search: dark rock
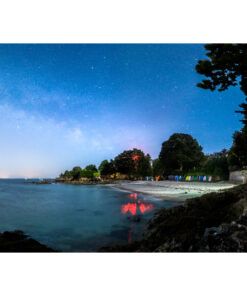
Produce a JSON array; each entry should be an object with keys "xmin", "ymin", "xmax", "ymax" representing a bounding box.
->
[
  {"xmin": 0, "ymin": 230, "xmax": 56, "ymax": 252},
  {"xmin": 25, "ymin": 179, "xmax": 52, "ymax": 185}
]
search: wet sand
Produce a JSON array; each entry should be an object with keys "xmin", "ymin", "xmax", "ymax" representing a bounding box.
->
[{"xmin": 111, "ymin": 180, "xmax": 236, "ymax": 201}]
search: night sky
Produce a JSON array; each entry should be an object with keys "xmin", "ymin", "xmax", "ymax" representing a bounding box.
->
[{"xmin": 0, "ymin": 44, "xmax": 244, "ymax": 178}]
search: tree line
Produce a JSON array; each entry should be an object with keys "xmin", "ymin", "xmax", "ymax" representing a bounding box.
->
[
  {"xmin": 59, "ymin": 133, "xmax": 236, "ymax": 181},
  {"xmin": 59, "ymin": 148, "xmax": 152, "ymax": 180}
]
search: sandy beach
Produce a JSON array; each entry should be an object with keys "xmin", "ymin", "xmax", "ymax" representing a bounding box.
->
[{"xmin": 111, "ymin": 180, "xmax": 236, "ymax": 201}]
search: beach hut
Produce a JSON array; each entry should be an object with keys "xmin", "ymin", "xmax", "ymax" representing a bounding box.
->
[
  {"xmin": 185, "ymin": 176, "xmax": 189, "ymax": 181},
  {"xmin": 199, "ymin": 175, "xmax": 204, "ymax": 181},
  {"xmin": 155, "ymin": 176, "xmax": 160, "ymax": 182},
  {"xmin": 193, "ymin": 176, "xmax": 197, "ymax": 181},
  {"xmin": 203, "ymin": 176, "xmax": 207, "ymax": 181}
]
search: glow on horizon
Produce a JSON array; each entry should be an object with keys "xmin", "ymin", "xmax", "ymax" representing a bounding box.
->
[{"xmin": 0, "ymin": 103, "xmax": 169, "ymax": 178}]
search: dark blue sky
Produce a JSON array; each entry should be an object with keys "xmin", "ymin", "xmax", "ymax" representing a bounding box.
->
[{"xmin": 0, "ymin": 44, "xmax": 244, "ymax": 177}]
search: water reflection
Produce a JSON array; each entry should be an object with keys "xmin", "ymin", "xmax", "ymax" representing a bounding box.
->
[
  {"xmin": 121, "ymin": 193, "xmax": 154, "ymax": 243},
  {"xmin": 121, "ymin": 203, "xmax": 137, "ymax": 215},
  {"xmin": 121, "ymin": 193, "xmax": 154, "ymax": 216}
]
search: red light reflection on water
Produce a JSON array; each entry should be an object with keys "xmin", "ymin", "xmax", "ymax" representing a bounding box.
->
[
  {"xmin": 122, "ymin": 193, "xmax": 155, "ymax": 243},
  {"xmin": 121, "ymin": 193, "xmax": 154, "ymax": 216},
  {"xmin": 139, "ymin": 203, "xmax": 153, "ymax": 214},
  {"xmin": 121, "ymin": 203, "xmax": 137, "ymax": 215},
  {"xmin": 128, "ymin": 225, "xmax": 133, "ymax": 243},
  {"xmin": 130, "ymin": 193, "xmax": 137, "ymax": 199}
]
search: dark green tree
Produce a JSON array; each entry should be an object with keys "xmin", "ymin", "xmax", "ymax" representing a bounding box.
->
[
  {"xmin": 136, "ymin": 153, "xmax": 152, "ymax": 177},
  {"xmin": 98, "ymin": 159, "xmax": 116, "ymax": 176},
  {"xmin": 228, "ymin": 129, "xmax": 247, "ymax": 170},
  {"xmin": 71, "ymin": 166, "xmax": 83, "ymax": 180},
  {"xmin": 114, "ymin": 148, "xmax": 151, "ymax": 177},
  {"xmin": 80, "ymin": 169, "xmax": 94, "ymax": 179},
  {"xmin": 85, "ymin": 164, "xmax": 98, "ymax": 173},
  {"xmin": 196, "ymin": 44, "xmax": 247, "ymax": 125},
  {"xmin": 203, "ymin": 150, "xmax": 229, "ymax": 180},
  {"xmin": 196, "ymin": 44, "xmax": 247, "ymax": 96},
  {"xmin": 159, "ymin": 133, "xmax": 204, "ymax": 175},
  {"xmin": 114, "ymin": 150, "xmax": 136, "ymax": 175},
  {"xmin": 98, "ymin": 160, "xmax": 108, "ymax": 173},
  {"xmin": 152, "ymin": 158, "xmax": 164, "ymax": 176},
  {"xmin": 63, "ymin": 170, "xmax": 72, "ymax": 178},
  {"xmin": 196, "ymin": 44, "xmax": 247, "ymax": 168}
]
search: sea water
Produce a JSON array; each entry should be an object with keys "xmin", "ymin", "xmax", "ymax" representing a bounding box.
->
[{"xmin": 0, "ymin": 179, "xmax": 180, "ymax": 251}]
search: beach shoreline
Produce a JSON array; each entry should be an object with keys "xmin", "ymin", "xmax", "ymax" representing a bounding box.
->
[
  {"xmin": 54, "ymin": 178, "xmax": 237, "ymax": 201},
  {"xmin": 110, "ymin": 180, "xmax": 237, "ymax": 202}
]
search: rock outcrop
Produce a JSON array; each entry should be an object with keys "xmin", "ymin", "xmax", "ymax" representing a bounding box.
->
[
  {"xmin": 54, "ymin": 178, "xmax": 115, "ymax": 185},
  {"xmin": 0, "ymin": 230, "xmax": 55, "ymax": 252}
]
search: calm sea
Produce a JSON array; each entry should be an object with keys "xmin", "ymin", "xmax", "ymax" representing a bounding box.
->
[{"xmin": 0, "ymin": 179, "xmax": 179, "ymax": 251}]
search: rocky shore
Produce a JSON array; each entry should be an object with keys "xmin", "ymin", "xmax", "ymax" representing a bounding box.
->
[
  {"xmin": 0, "ymin": 230, "xmax": 55, "ymax": 252},
  {"xmin": 54, "ymin": 178, "xmax": 117, "ymax": 185},
  {"xmin": 25, "ymin": 179, "xmax": 53, "ymax": 185},
  {"xmin": 101, "ymin": 183, "xmax": 247, "ymax": 252}
]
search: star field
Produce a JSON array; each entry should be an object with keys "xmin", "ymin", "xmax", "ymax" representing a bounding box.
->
[{"xmin": 0, "ymin": 44, "xmax": 244, "ymax": 177}]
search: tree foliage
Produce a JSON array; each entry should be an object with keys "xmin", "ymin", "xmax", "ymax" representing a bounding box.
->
[
  {"xmin": 80, "ymin": 169, "xmax": 94, "ymax": 179},
  {"xmin": 60, "ymin": 164, "xmax": 97, "ymax": 180},
  {"xmin": 71, "ymin": 166, "xmax": 83, "ymax": 180},
  {"xmin": 114, "ymin": 148, "xmax": 151, "ymax": 177},
  {"xmin": 98, "ymin": 159, "xmax": 116, "ymax": 176},
  {"xmin": 85, "ymin": 164, "xmax": 98, "ymax": 173},
  {"xmin": 196, "ymin": 44, "xmax": 247, "ymax": 95},
  {"xmin": 196, "ymin": 44, "xmax": 247, "ymax": 125},
  {"xmin": 196, "ymin": 44, "xmax": 247, "ymax": 170},
  {"xmin": 159, "ymin": 133, "xmax": 204, "ymax": 175},
  {"xmin": 152, "ymin": 158, "xmax": 163, "ymax": 176},
  {"xmin": 228, "ymin": 128, "xmax": 247, "ymax": 170},
  {"xmin": 136, "ymin": 153, "xmax": 152, "ymax": 177},
  {"xmin": 202, "ymin": 150, "xmax": 229, "ymax": 180}
]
